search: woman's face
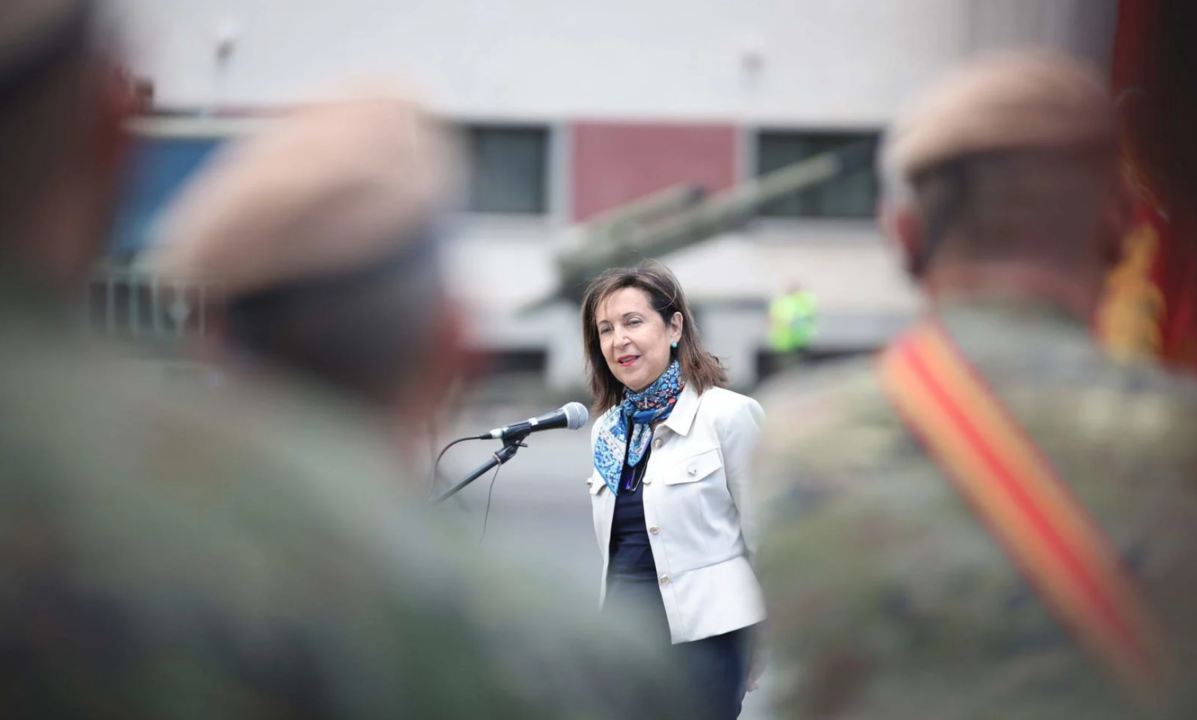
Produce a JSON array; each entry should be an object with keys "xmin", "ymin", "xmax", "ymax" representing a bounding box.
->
[{"xmin": 595, "ymin": 287, "xmax": 682, "ymax": 393}]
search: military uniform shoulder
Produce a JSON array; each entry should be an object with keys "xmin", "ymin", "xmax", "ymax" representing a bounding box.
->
[
  {"xmin": 1079, "ymin": 356, "xmax": 1197, "ymax": 460},
  {"xmin": 1116, "ymin": 355, "xmax": 1197, "ymax": 400},
  {"xmin": 984, "ymin": 326, "xmax": 1197, "ymax": 452},
  {"xmin": 0, "ymin": 321, "xmax": 410, "ymax": 559},
  {"xmin": 751, "ymin": 355, "xmax": 906, "ymax": 507},
  {"xmin": 757, "ymin": 355, "xmax": 886, "ymax": 439}
]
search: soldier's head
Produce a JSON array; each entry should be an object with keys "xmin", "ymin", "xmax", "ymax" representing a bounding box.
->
[
  {"xmin": 0, "ymin": 0, "xmax": 132, "ymax": 292},
  {"xmin": 878, "ymin": 52, "xmax": 1131, "ymax": 320},
  {"xmin": 145, "ymin": 87, "xmax": 465, "ymax": 427}
]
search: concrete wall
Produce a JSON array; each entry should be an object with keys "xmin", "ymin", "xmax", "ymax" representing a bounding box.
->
[{"xmin": 111, "ymin": 0, "xmax": 972, "ymax": 123}]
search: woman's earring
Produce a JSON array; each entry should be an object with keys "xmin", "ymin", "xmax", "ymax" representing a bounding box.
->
[{"xmin": 671, "ymin": 342, "xmax": 678, "ymax": 349}]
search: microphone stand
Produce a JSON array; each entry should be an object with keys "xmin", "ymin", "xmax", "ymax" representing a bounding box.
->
[{"xmin": 430, "ymin": 430, "xmax": 529, "ymax": 506}]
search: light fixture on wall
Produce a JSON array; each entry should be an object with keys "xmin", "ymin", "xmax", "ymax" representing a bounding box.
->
[
  {"xmin": 214, "ymin": 17, "xmax": 240, "ymax": 62},
  {"xmin": 736, "ymin": 34, "xmax": 766, "ymax": 74}
]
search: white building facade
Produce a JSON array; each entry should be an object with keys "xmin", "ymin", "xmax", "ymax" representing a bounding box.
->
[{"xmin": 108, "ymin": 0, "xmax": 1121, "ymax": 390}]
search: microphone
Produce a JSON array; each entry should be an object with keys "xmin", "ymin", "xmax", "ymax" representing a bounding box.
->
[{"xmin": 478, "ymin": 402, "xmax": 589, "ymax": 440}]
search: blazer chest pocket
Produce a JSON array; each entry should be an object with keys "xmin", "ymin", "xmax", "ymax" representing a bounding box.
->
[{"xmin": 663, "ymin": 447, "xmax": 723, "ymax": 486}]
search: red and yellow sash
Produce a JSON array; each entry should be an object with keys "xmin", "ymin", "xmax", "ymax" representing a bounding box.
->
[{"xmin": 878, "ymin": 322, "xmax": 1167, "ymax": 697}]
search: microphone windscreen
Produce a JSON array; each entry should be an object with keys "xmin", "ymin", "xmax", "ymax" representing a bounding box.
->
[{"xmin": 563, "ymin": 402, "xmax": 589, "ymax": 430}]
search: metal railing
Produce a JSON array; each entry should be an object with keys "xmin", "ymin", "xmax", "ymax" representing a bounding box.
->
[{"xmin": 87, "ymin": 268, "xmax": 224, "ymax": 343}]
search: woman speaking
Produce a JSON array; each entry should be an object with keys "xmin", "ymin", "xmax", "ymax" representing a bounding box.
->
[{"xmin": 581, "ymin": 261, "xmax": 765, "ymax": 719}]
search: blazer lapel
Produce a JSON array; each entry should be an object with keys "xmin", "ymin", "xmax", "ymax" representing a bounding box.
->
[{"xmin": 662, "ymin": 384, "xmax": 701, "ymax": 437}]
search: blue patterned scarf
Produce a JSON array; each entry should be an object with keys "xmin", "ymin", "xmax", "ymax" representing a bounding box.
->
[{"xmin": 593, "ymin": 361, "xmax": 684, "ymax": 495}]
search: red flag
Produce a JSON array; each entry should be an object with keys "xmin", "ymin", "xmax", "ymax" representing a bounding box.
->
[{"xmin": 1100, "ymin": 0, "xmax": 1197, "ymax": 366}]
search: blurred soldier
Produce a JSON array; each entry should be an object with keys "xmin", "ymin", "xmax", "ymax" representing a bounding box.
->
[
  {"xmin": 0, "ymin": 2, "xmax": 691, "ymax": 718},
  {"xmin": 768, "ymin": 281, "xmax": 818, "ymax": 369},
  {"xmin": 753, "ymin": 52, "xmax": 1197, "ymax": 720},
  {"xmin": 142, "ymin": 84, "xmax": 463, "ymax": 461}
]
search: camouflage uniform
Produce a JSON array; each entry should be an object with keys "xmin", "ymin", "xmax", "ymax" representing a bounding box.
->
[
  {"xmin": 0, "ymin": 279, "xmax": 692, "ymax": 720},
  {"xmin": 754, "ymin": 297, "xmax": 1197, "ymax": 719}
]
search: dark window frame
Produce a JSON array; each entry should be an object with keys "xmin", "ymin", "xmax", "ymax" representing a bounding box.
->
[
  {"xmin": 754, "ymin": 129, "xmax": 881, "ymax": 219},
  {"xmin": 463, "ymin": 124, "xmax": 551, "ymax": 215}
]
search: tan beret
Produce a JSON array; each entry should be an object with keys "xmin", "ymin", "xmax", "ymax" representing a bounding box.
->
[
  {"xmin": 884, "ymin": 51, "xmax": 1117, "ymax": 180},
  {"xmin": 144, "ymin": 83, "xmax": 457, "ymax": 297},
  {"xmin": 0, "ymin": 0, "xmax": 77, "ymax": 66}
]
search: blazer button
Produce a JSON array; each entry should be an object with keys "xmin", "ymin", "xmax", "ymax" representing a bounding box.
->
[
  {"xmin": 643, "ymin": 477, "xmax": 653, "ymax": 485},
  {"xmin": 652, "ymin": 438, "xmax": 663, "ymax": 450},
  {"xmin": 659, "ymin": 575, "xmax": 670, "ymax": 585},
  {"xmin": 687, "ymin": 466, "xmax": 697, "ymax": 476},
  {"xmin": 648, "ymin": 526, "xmax": 660, "ymax": 535},
  {"xmin": 586, "ymin": 478, "xmax": 593, "ymax": 487}
]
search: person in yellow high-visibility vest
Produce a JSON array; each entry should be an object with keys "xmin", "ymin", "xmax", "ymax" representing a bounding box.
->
[{"xmin": 769, "ymin": 283, "xmax": 818, "ymax": 370}]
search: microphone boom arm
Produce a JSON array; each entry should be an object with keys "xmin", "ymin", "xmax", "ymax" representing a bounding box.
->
[{"xmin": 430, "ymin": 431, "xmax": 530, "ymax": 506}]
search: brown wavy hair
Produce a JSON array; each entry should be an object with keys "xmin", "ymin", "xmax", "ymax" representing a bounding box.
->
[{"xmin": 581, "ymin": 261, "xmax": 727, "ymax": 414}]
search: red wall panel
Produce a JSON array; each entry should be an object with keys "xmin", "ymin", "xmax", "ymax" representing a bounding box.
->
[{"xmin": 571, "ymin": 121, "xmax": 738, "ymax": 223}]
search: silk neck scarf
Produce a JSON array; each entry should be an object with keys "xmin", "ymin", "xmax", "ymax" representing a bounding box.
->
[{"xmin": 593, "ymin": 360, "xmax": 684, "ymax": 495}]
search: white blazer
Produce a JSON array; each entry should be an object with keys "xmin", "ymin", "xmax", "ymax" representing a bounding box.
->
[{"xmin": 587, "ymin": 384, "xmax": 767, "ymax": 644}]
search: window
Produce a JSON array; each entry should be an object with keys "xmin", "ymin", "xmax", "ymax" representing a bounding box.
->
[
  {"xmin": 109, "ymin": 136, "xmax": 223, "ymax": 256},
  {"xmin": 465, "ymin": 125, "xmax": 549, "ymax": 214},
  {"xmin": 755, "ymin": 131, "xmax": 879, "ymax": 219}
]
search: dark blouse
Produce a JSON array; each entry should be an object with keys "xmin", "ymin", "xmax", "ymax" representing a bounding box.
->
[{"xmin": 608, "ymin": 444, "xmax": 657, "ymax": 582}]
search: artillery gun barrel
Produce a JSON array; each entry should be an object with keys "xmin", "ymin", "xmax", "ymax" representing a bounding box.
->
[
  {"xmin": 584, "ymin": 184, "xmax": 706, "ymax": 237},
  {"xmin": 558, "ymin": 141, "xmax": 873, "ymax": 301}
]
